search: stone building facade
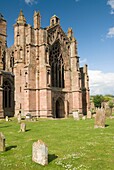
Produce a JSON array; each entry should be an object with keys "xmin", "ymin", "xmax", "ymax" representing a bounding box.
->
[{"xmin": 0, "ymin": 10, "xmax": 90, "ymax": 118}]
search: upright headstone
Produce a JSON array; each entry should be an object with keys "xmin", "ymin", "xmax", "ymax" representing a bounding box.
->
[
  {"xmin": 87, "ymin": 110, "xmax": 92, "ymax": 119},
  {"xmin": 20, "ymin": 123, "xmax": 26, "ymax": 132},
  {"xmin": 94, "ymin": 108, "xmax": 105, "ymax": 128},
  {"xmin": 0, "ymin": 132, "xmax": 5, "ymax": 151},
  {"xmin": 73, "ymin": 110, "xmax": 80, "ymax": 120},
  {"xmin": 82, "ymin": 116, "xmax": 86, "ymax": 120},
  {"xmin": 5, "ymin": 116, "xmax": 9, "ymax": 122},
  {"xmin": 92, "ymin": 114, "xmax": 96, "ymax": 118},
  {"xmin": 32, "ymin": 140, "xmax": 48, "ymax": 166},
  {"xmin": 17, "ymin": 113, "xmax": 21, "ymax": 123},
  {"xmin": 26, "ymin": 113, "xmax": 32, "ymax": 121}
]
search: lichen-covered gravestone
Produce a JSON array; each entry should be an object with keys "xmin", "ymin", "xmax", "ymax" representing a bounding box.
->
[
  {"xmin": 0, "ymin": 132, "xmax": 5, "ymax": 151},
  {"xmin": 94, "ymin": 108, "xmax": 105, "ymax": 128},
  {"xmin": 32, "ymin": 140, "xmax": 48, "ymax": 166},
  {"xmin": 20, "ymin": 123, "xmax": 26, "ymax": 132}
]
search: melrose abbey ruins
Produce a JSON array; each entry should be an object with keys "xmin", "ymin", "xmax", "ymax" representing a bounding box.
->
[{"xmin": 0, "ymin": 10, "xmax": 90, "ymax": 118}]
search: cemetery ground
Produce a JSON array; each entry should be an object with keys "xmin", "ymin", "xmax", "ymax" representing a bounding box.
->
[{"xmin": 0, "ymin": 117, "xmax": 114, "ymax": 170}]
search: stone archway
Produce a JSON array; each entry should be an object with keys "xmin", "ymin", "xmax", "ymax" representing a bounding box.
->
[
  {"xmin": 55, "ymin": 98, "xmax": 64, "ymax": 118},
  {"xmin": 3, "ymin": 78, "xmax": 14, "ymax": 117}
]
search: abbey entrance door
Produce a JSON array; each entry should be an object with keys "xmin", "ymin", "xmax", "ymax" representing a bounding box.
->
[
  {"xmin": 55, "ymin": 98, "xmax": 64, "ymax": 118},
  {"xmin": 3, "ymin": 77, "xmax": 14, "ymax": 117}
]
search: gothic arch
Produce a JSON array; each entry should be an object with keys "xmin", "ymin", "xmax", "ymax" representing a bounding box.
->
[
  {"xmin": 49, "ymin": 40, "xmax": 64, "ymax": 88},
  {"xmin": 55, "ymin": 97, "xmax": 65, "ymax": 118},
  {"xmin": 48, "ymin": 26, "xmax": 70, "ymax": 72},
  {"xmin": 3, "ymin": 78, "xmax": 14, "ymax": 117}
]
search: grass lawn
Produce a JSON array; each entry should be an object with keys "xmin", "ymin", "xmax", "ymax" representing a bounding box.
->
[{"xmin": 0, "ymin": 117, "xmax": 114, "ymax": 170}]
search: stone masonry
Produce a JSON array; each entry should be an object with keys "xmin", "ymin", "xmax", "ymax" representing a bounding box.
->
[{"xmin": 0, "ymin": 11, "xmax": 90, "ymax": 118}]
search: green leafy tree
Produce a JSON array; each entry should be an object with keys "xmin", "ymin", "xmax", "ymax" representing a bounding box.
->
[{"xmin": 93, "ymin": 95, "xmax": 104, "ymax": 108}]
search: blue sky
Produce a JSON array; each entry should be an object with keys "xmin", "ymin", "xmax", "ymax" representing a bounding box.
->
[{"xmin": 0, "ymin": 0, "xmax": 114, "ymax": 95}]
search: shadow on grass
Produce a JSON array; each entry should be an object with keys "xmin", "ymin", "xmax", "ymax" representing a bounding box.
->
[
  {"xmin": 26, "ymin": 129, "xmax": 31, "ymax": 132},
  {"xmin": 6, "ymin": 145, "xmax": 17, "ymax": 151},
  {"xmin": 105, "ymin": 124, "xmax": 109, "ymax": 127},
  {"xmin": 0, "ymin": 125, "xmax": 11, "ymax": 128},
  {"xmin": 48, "ymin": 154, "xmax": 58, "ymax": 163}
]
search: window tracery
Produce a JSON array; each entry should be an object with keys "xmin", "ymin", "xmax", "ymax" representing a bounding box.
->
[
  {"xmin": 3, "ymin": 81, "xmax": 11, "ymax": 108},
  {"xmin": 49, "ymin": 41, "xmax": 64, "ymax": 88}
]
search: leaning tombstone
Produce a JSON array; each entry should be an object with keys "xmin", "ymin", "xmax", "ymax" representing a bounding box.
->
[
  {"xmin": 20, "ymin": 123, "xmax": 26, "ymax": 132},
  {"xmin": 0, "ymin": 132, "xmax": 5, "ymax": 152},
  {"xmin": 73, "ymin": 110, "xmax": 80, "ymax": 120},
  {"xmin": 32, "ymin": 140, "xmax": 48, "ymax": 166},
  {"xmin": 87, "ymin": 110, "xmax": 92, "ymax": 119},
  {"xmin": 5, "ymin": 116, "xmax": 9, "ymax": 122},
  {"xmin": 94, "ymin": 108, "xmax": 105, "ymax": 128}
]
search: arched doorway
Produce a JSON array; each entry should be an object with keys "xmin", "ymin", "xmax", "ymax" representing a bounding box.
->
[
  {"xmin": 55, "ymin": 98, "xmax": 64, "ymax": 118},
  {"xmin": 3, "ymin": 79, "xmax": 14, "ymax": 117}
]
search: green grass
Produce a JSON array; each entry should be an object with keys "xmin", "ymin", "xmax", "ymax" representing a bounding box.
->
[{"xmin": 0, "ymin": 117, "xmax": 114, "ymax": 170}]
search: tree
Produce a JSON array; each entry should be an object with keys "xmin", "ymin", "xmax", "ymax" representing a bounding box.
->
[{"xmin": 93, "ymin": 95, "xmax": 104, "ymax": 108}]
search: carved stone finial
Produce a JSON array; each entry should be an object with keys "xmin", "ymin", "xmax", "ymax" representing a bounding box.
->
[
  {"xmin": 67, "ymin": 28, "xmax": 73, "ymax": 38},
  {"xmin": 34, "ymin": 11, "xmax": 40, "ymax": 17},
  {"xmin": 17, "ymin": 10, "xmax": 26, "ymax": 25},
  {"xmin": 0, "ymin": 13, "xmax": 5, "ymax": 21}
]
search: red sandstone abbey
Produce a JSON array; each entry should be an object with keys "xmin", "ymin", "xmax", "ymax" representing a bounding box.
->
[{"xmin": 0, "ymin": 11, "xmax": 90, "ymax": 118}]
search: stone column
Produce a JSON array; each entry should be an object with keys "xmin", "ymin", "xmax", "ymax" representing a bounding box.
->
[
  {"xmin": 38, "ymin": 29, "xmax": 52, "ymax": 117},
  {"xmin": 0, "ymin": 73, "xmax": 4, "ymax": 118},
  {"xmin": 70, "ymin": 37, "xmax": 81, "ymax": 113},
  {"xmin": 64, "ymin": 100, "xmax": 68, "ymax": 117}
]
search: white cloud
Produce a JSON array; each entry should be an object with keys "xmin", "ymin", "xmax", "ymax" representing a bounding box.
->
[
  {"xmin": 88, "ymin": 70, "xmax": 114, "ymax": 95},
  {"xmin": 107, "ymin": 0, "xmax": 114, "ymax": 14},
  {"xmin": 107, "ymin": 27, "xmax": 114, "ymax": 38},
  {"xmin": 25, "ymin": 0, "xmax": 37, "ymax": 5}
]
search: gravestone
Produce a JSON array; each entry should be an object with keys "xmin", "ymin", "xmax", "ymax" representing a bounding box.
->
[
  {"xmin": 94, "ymin": 108, "xmax": 105, "ymax": 128},
  {"xmin": 17, "ymin": 113, "xmax": 21, "ymax": 123},
  {"xmin": 0, "ymin": 132, "xmax": 5, "ymax": 151},
  {"xmin": 20, "ymin": 123, "xmax": 26, "ymax": 132},
  {"xmin": 73, "ymin": 111, "xmax": 80, "ymax": 120},
  {"xmin": 26, "ymin": 113, "xmax": 32, "ymax": 121},
  {"xmin": 82, "ymin": 116, "xmax": 86, "ymax": 120},
  {"xmin": 87, "ymin": 110, "xmax": 92, "ymax": 119},
  {"xmin": 92, "ymin": 114, "xmax": 96, "ymax": 118},
  {"xmin": 5, "ymin": 116, "xmax": 9, "ymax": 122},
  {"xmin": 105, "ymin": 108, "xmax": 111, "ymax": 117},
  {"xmin": 32, "ymin": 140, "xmax": 48, "ymax": 166}
]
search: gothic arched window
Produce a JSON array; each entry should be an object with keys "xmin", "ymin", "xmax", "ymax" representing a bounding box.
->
[
  {"xmin": 49, "ymin": 41, "xmax": 64, "ymax": 88},
  {"xmin": 3, "ymin": 81, "xmax": 11, "ymax": 108}
]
